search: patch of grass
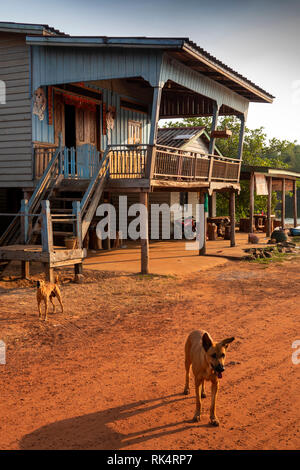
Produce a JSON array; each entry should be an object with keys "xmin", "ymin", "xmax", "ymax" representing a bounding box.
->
[
  {"xmin": 249, "ymin": 247, "xmax": 298, "ymax": 265},
  {"xmin": 291, "ymin": 236, "xmax": 300, "ymax": 245}
]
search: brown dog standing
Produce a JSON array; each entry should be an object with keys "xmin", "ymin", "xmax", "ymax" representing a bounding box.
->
[
  {"xmin": 36, "ymin": 276, "xmax": 64, "ymax": 321},
  {"xmin": 184, "ymin": 330, "xmax": 234, "ymax": 426}
]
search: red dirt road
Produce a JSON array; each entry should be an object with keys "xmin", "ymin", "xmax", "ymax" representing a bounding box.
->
[{"xmin": 0, "ymin": 259, "xmax": 300, "ymax": 450}]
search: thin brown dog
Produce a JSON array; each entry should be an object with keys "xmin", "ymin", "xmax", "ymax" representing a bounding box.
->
[
  {"xmin": 36, "ymin": 276, "xmax": 64, "ymax": 321},
  {"xmin": 184, "ymin": 330, "xmax": 234, "ymax": 426}
]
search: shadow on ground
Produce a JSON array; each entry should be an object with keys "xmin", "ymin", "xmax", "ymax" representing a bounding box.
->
[{"xmin": 20, "ymin": 393, "xmax": 211, "ymax": 449}]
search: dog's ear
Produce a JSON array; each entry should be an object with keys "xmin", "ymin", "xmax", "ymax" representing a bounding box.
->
[
  {"xmin": 221, "ymin": 337, "xmax": 235, "ymax": 349},
  {"xmin": 37, "ymin": 280, "xmax": 41, "ymax": 288},
  {"xmin": 202, "ymin": 332, "xmax": 213, "ymax": 352}
]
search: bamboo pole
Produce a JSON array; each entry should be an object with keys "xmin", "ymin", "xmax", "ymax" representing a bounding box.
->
[
  {"xmin": 249, "ymin": 173, "xmax": 255, "ymax": 233},
  {"xmin": 281, "ymin": 178, "xmax": 286, "ymax": 229},
  {"xmin": 293, "ymin": 180, "xmax": 298, "ymax": 228}
]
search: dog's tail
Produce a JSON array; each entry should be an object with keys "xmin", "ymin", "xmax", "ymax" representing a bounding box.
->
[{"xmin": 54, "ymin": 274, "xmax": 59, "ymax": 284}]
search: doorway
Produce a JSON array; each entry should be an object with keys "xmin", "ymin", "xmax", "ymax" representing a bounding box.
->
[{"xmin": 64, "ymin": 104, "xmax": 76, "ymax": 148}]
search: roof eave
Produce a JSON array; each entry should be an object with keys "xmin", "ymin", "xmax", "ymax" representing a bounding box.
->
[
  {"xmin": 26, "ymin": 35, "xmax": 185, "ymax": 48},
  {"xmin": 182, "ymin": 42, "xmax": 274, "ymax": 104}
]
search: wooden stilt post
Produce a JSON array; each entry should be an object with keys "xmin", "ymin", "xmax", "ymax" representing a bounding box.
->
[
  {"xmin": 293, "ymin": 179, "xmax": 298, "ymax": 227},
  {"xmin": 41, "ymin": 200, "xmax": 54, "ymax": 283},
  {"xmin": 72, "ymin": 201, "xmax": 83, "ymax": 282},
  {"xmin": 72, "ymin": 201, "xmax": 82, "ymax": 249},
  {"xmin": 281, "ymin": 178, "xmax": 286, "ymax": 229},
  {"xmin": 267, "ymin": 177, "xmax": 272, "ymax": 237},
  {"xmin": 43, "ymin": 263, "xmax": 54, "ymax": 283},
  {"xmin": 74, "ymin": 263, "xmax": 83, "ymax": 283},
  {"xmin": 230, "ymin": 190, "xmax": 236, "ymax": 247},
  {"xmin": 20, "ymin": 199, "xmax": 29, "ymax": 243},
  {"xmin": 140, "ymin": 191, "xmax": 149, "ymax": 274},
  {"xmin": 21, "ymin": 261, "xmax": 30, "ymax": 279},
  {"xmin": 20, "ymin": 198, "xmax": 30, "ymax": 279},
  {"xmin": 249, "ymin": 172, "xmax": 255, "ymax": 233},
  {"xmin": 199, "ymin": 191, "xmax": 206, "ymax": 256},
  {"xmin": 209, "ymin": 193, "xmax": 217, "ymax": 217}
]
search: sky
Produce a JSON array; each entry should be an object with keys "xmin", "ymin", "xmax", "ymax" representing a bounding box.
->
[{"xmin": 2, "ymin": 0, "xmax": 300, "ymax": 143}]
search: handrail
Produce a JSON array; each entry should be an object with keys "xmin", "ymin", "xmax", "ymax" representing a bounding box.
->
[
  {"xmin": 80, "ymin": 147, "xmax": 110, "ymax": 241},
  {"xmin": 28, "ymin": 145, "xmax": 62, "ymax": 213},
  {"xmin": 0, "ymin": 139, "xmax": 62, "ymax": 247},
  {"xmin": 80, "ymin": 147, "xmax": 110, "ymax": 216},
  {"xmin": 156, "ymin": 144, "xmax": 240, "ymax": 163}
]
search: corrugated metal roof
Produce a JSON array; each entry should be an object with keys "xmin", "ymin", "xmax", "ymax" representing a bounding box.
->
[
  {"xmin": 183, "ymin": 40, "xmax": 274, "ymax": 101},
  {"xmin": 16, "ymin": 21, "xmax": 273, "ymax": 103},
  {"xmin": 0, "ymin": 21, "xmax": 68, "ymax": 36},
  {"xmin": 241, "ymin": 165, "xmax": 300, "ymax": 178},
  {"xmin": 157, "ymin": 126, "xmax": 205, "ymax": 148}
]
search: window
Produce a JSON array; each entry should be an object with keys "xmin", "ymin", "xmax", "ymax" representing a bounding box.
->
[{"xmin": 128, "ymin": 120, "xmax": 142, "ymax": 144}]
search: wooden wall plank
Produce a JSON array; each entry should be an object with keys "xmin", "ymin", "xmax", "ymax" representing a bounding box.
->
[{"xmin": 0, "ymin": 31, "xmax": 33, "ymax": 192}]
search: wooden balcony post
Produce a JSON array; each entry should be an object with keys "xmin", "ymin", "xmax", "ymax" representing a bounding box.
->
[
  {"xmin": 140, "ymin": 191, "xmax": 149, "ymax": 274},
  {"xmin": 208, "ymin": 102, "xmax": 220, "ymax": 155},
  {"xmin": 146, "ymin": 85, "xmax": 163, "ymax": 179},
  {"xmin": 249, "ymin": 172, "xmax": 255, "ymax": 233},
  {"xmin": 193, "ymin": 153, "xmax": 197, "ymax": 180},
  {"xmin": 281, "ymin": 178, "xmax": 286, "ymax": 229},
  {"xmin": 229, "ymin": 190, "xmax": 236, "ymax": 247},
  {"xmin": 267, "ymin": 177, "xmax": 273, "ymax": 237},
  {"xmin": 237, "ymin": 114, "xmax": 246, "ymax": 160},
  {"xmin": 293, "ymin": 179, "xmax": 298, "ymax": 228},
  {"xmin": 208, "ymin": 156, "xmax": 214, "ymax": 182}
]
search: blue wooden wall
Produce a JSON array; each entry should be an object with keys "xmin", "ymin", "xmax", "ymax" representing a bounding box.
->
[
  {"xmin": 32, "ymin": 86, "xmax": 54, "ymax": 143},
  {"xmin": 32, "ymin": 84, "xmax": 151, "ymax": 148}
]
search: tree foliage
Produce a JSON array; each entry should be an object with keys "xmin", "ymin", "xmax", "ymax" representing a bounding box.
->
[{"xmin": 164, "ymin": 116, "xmax": 299, "ymax": 219}]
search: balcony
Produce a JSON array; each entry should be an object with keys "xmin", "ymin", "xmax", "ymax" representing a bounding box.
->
[{"xmin": 33, "ymin": 143, "xmax": 241, "ymax": 186}]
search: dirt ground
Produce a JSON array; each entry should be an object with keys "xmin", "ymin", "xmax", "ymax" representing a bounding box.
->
[{"xmin": 0, "ymin": 256, "xmax": 300, "ymax": 450}]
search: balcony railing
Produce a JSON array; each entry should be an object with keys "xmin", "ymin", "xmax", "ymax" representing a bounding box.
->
[
  {"xmin": 154, "ymin": 145, "xmax": 241, "ymax": 182},
  {"xmin": 34, "ymin": 143, "xmax": 241, "ymax": 184},
  {"xmin": 34, "ymin": 145, "xmax": 57, "ymax": 179},
  {"xmin": 108, "ymin": 145, "xmax": 148, "ymax": 179},
  {"xmin": 34, "ymin": 144, "xmax": 102, "ymax": 180}
]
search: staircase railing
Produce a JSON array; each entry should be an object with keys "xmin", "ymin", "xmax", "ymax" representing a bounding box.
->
[
  {"xmin": 0, "ymin": 141, "xmax": 63, "ymax": 247},
  {"xmin": 79, "ymin": 148, "xmax": 110, "ymax": 241}
]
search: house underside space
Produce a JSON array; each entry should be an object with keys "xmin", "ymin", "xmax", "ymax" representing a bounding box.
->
[{"xmin": 0, "ymin": 24, "xmax": 274, "ymax": 277}]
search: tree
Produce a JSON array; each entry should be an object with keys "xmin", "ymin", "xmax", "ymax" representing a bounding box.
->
[{"xmin": 163, "ymin": 116, "xmax": 296, "ymax": 219}]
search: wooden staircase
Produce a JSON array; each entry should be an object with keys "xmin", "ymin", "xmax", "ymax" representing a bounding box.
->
[{"xmin": 0, "ymin": 143, "xmax": 110, "ymax": 278}]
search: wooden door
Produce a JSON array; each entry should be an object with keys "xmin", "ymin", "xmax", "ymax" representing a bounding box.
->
[{"xmin": 75, "ymin": 108, "xmax": 97, "ymax": 147}]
